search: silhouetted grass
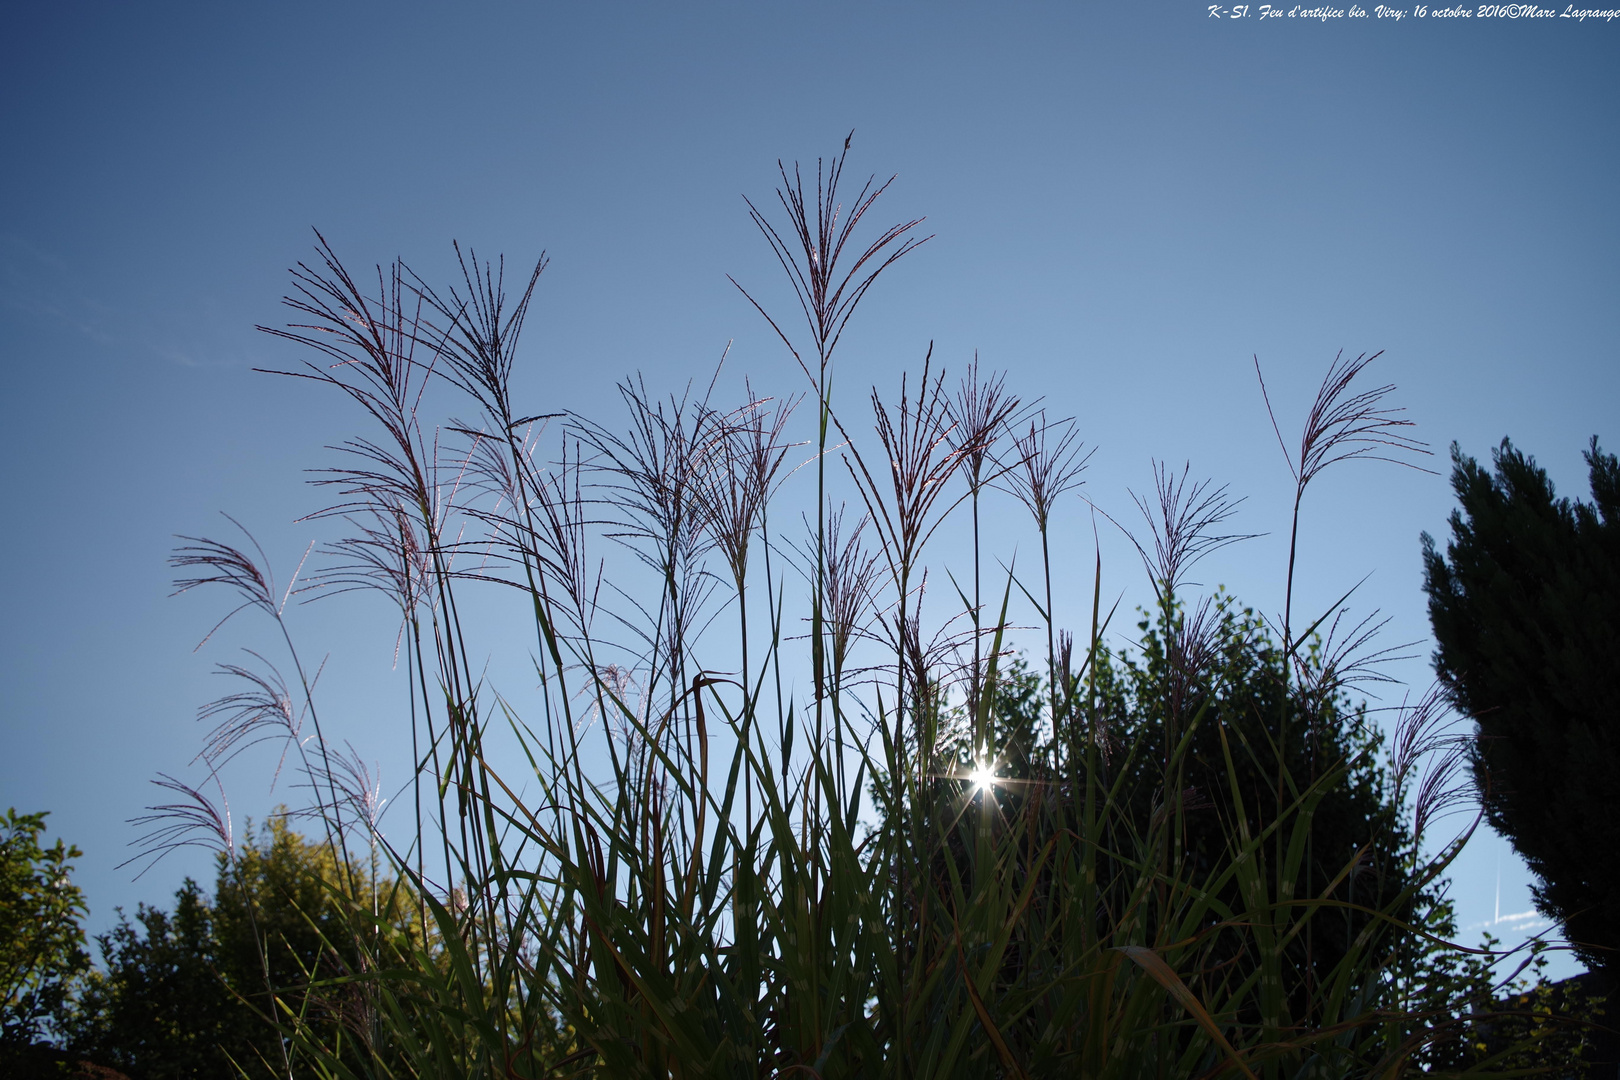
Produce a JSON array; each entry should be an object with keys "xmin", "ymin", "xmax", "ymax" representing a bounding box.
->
[{"xmin": 137, "ymin": 146, "xmax": 1587, "ymax": 1079}]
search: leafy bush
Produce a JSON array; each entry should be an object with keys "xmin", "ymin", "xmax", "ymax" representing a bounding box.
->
[
  {"xmin": 939, "ymin": 598, "xmax": 1429, "ymax": 1027},
  {"xmin": 0, "ymin": 809, "xmax": 89, "ymax": 1048},
  {"xmin": 69, "ymin": 818, "xmax": 423, "ymax": 1080}
]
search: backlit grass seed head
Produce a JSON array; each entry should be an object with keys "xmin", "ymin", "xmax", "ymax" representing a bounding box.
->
[
  {"xmin": 528, "ymin": 438, "xmax": 599, "ymax": 631},
  {"xmin": 1005, "ymin": 412, "xmax": 1091, "ymax": 534},
  {"xmin": 948, "ymin": 355, "xmax": 1023, "ymax": 491},
  {"xmin": 170, "ymin": 516, "xmax": 311, "ymax": 646},
  {"xmin": 1257, "ymin": 349, "xmax": 1434, "ymax": 496},
  {"xmin": 294, "ymin": 741, "xmax": 386, "ymax": 839},
  {"xmin": 196, "ymin": 656, "xmax": 299, "ymax": 779},
  {"xmin": 123, "ymin": 773, "xmax": 234, "ymax": 877},
  {"xmin": 842, "ymin": 351, "xmax": 972, "ymax": 588},
  {"xmin": 733, "ymin": 137, "xmax": 929, "ymax": 376},
  {"xmin": 819, "ymin": 506, "xmax": 882, "ymax": 680},
  {"xmin": 1292, "ymin": 607, "xmax": 1415, "ymax": 709},
  {"xmin": 259, "ymin": 238, "xmax": 441, "ymax": 531},
  {"xmin": 696, "ymin": 387, "xmax": 800, "ymax": 587},
  {"xmin": 1391, "ymin": 684, "xmax": 1476, "ymax": 846},
  {"xmin": 415, "ymin": 243, "xmax": 547, "ymax": 429},
  {"xmin": 1128, "ymin": 460, "xmax": 1255, "ymax": 604}
]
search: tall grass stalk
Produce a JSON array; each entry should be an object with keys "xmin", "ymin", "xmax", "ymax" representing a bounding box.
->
[{"xmin": 146, "ymin": 150, "xmax": 1532, "ymax": 1080}]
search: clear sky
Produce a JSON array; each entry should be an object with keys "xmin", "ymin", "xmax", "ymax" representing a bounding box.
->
[{"xmin": 3, "ymin": 1, "xmax": 1616, "ymax": 981}]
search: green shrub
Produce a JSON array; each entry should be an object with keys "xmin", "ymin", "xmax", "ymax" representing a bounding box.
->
[
  {"xmin": 70, "ymin": 819, "xmax": 424, "ymax": 1080},
  {"xmin": 0, "ymin": 809, "xmax": 89, "ymax": 1049}
]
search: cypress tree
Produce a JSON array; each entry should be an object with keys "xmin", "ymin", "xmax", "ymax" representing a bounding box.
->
[{"xmin": 1422, "ymin": 437, "xmax": 1620, "ymax": 980}]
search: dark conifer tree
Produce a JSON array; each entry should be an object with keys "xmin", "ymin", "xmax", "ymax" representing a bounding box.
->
[{"xmin": 1422, "ymin": 437, "xmax": 1620, "ymax": 980}]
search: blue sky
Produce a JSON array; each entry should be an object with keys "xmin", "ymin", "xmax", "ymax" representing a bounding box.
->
[{"xmin": 3, "ymin": 1, "xmax": 1616, "ymax": 980}]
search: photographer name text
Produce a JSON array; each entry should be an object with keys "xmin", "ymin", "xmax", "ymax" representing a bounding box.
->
[{"xmin": 1208, "ymin": 3, "xmax": 1619, "ymax": 19}]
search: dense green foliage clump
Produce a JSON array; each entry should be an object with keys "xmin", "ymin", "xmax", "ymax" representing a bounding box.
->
[
  {"xmin": 0, "ymin": 809, "xmax": 90, "ymax": 1049},
  {"xmin": 953, "ymin": 601, "xmax": 1420, "ymax": 1002},
  {"xmin": 1423, "ymin": 438, "xmax": 1620, "ymax": 980},
  {"xmin": 70, "ymin": 878, "xmax": 240, "ymax": 1079},
  {"xmin": 66, "ymin": 819, "xmax": 415, "ymax": 1080}
]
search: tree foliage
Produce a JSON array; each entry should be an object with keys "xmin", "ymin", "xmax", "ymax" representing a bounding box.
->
[
  {"xmin": 68, "ymin": 817, "xmax": 406, "ymax": 1080},
  {"xmin": 1101, "ymin": 602, "xmax": 1416, "ymax": 991},
  {"xmin": 0, "ymin": 808, "xmax": 90, "ymax": 1048},
  {"xmin": 68, "ymin": 879, "xmax": 240, "ymax": 1080},
  {"xmin": 1422, "ymin": 437, "xmax": 1620, "ymax": 979},
  {"xmin": 935, "ymin": 598, "xmax": 1429, "ymax": 1028},
  {"xmin": 936, "ymin": 601, "xmax": 1620, "ymax": 1072}
]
